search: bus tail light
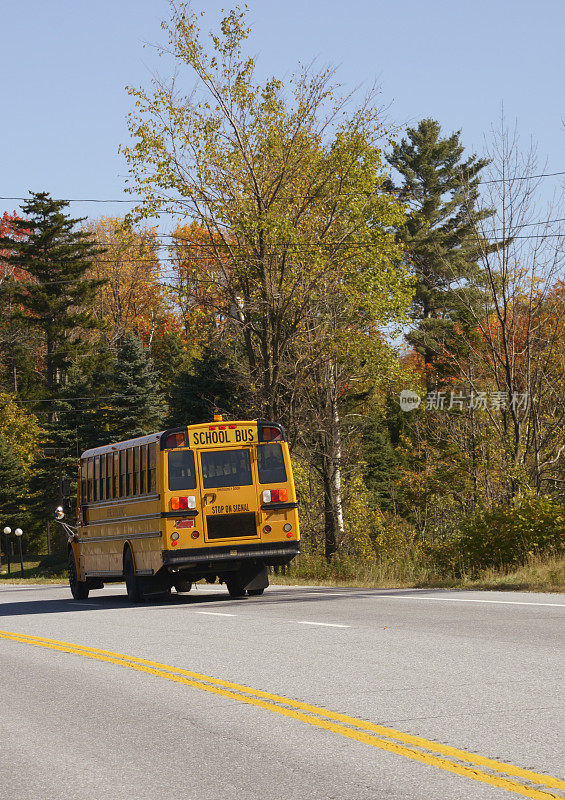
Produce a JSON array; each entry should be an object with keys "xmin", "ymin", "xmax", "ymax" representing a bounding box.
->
[
  {"xmin": 191, "ymin": 531, "xmax": 200, "ymax": 539},
  {"xmin": 262, "ymin": 489, "xmax": 288, "ymax": 503},
  {"xmin": 171, "ymin": 496, "xmax": 196, "ymax": 511}
]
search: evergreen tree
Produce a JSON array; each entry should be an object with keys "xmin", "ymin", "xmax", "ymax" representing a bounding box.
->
[
  {"xmin": 363, "ymin": 401, "xmax": 408, "ymax": 513},
  {"xmin": 108, "ymin": 333, "xmax": 166, "ymax": 440},
  {"xmin": 167, "ymin": 348, "xmax": 248, "ymax": 426},
  {"xmin": 387, "ymin": 120, "xmax": 495, "ymax": 385},
  {"xmin": 0, "ymin": 192, "xmax": 104, "ymax": 405}
]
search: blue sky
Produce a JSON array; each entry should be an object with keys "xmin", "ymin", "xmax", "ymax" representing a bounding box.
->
[{"xmin": 1, "ymin": 0, "xmax": 563, "ymax": 226}]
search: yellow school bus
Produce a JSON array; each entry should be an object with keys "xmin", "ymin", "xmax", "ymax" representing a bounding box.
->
[{"xmin": 67, "ymin": 417, "xmax": 300, "ymax": 602}]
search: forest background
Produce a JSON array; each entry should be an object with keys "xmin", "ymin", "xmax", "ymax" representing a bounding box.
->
[{"xmin": 0, "ymin": 5, "xmax": 563, "ymax": 588}]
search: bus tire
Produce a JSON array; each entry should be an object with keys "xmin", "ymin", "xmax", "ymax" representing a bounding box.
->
[
  {"xmin": 174, "ymin": 580, "xmax": 192, "ymax": 593},
  {"xmin": 68, "ymin": 549, "xmax": 89, "ymax": 600},
  {"xmin": 226, "ymin": 576, "xmax": 247, "ymax": 599},
  {"xmin": 124, "ymin": 547, "xmax": 144, "ymax": 603},
  {"xmin": 247, "ymin": 588, "xmax": 264, "ymax": 596}
]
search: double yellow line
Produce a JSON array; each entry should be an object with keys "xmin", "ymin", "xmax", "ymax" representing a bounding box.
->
[{"xmin": 1, "ymin": 628, "xmax": 563, "ymax": 799}]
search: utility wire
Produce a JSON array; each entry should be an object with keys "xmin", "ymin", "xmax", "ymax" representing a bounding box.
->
[{"xmin": 1, "ymin": 171, "xmax": 564, "ymax": 205}]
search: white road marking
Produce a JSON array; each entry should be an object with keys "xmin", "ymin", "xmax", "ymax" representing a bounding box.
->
[
  {"xmin": 295, "ymin": 620, "xmax": 351, "ymax": 628},
  {"xmin": 371, "ymin": 595, "xmax": 565, "ymax": 608},
  {"xmin": 195, "ymin": 611, "xmax": 237, "ymax": 617}
]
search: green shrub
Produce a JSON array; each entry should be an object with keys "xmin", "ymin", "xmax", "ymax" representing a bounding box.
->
[{"xmin": 455, "ymin": 496, "xmax": 564, "ymax": 574}]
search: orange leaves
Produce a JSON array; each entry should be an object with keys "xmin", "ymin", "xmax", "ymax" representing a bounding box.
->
[
  {"xmin": 0, "ymin": 212, "xmax": 31, "ymax": 285},
  {"xmin": 167, "ymin": 222, "xmax": 232, "ymax": 346},
  {"xmin": 85, "ymin": 217, "xmax": 172, "ymax": 343}
]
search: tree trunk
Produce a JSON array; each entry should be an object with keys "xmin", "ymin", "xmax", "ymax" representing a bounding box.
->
[
  {"xmin": 322, "ymin": 459, "xmax": 336, "ymax": 560},
  {"xmin": 325, "ymin": 361, "xmax": 345, "ymax": 558}
]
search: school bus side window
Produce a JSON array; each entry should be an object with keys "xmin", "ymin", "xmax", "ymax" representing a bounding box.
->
[
  {"xmin": 106, "ymin": 453, "xmax": 112, "ymax": 499},
  {"xmin": 87, "ymin": 458, "xmax": 93, "ymax": 502},
  {"xmin": 148, "ymin": 443, "xmax": 157, "ymax": 492},
  {"xmin": 168, "ymin": 450, "xmax": 197, "ymax": 491},
  {"xmin": 126, "ymin": 448, "xmax": 132, "ymax": 496},
  {"xmin": 113, "ymin": 451, "xmax": 119, "ymax": 498},
  {"xmin": 119, "ymin": 450, "xmax": 126, "ymax": 497},
  {"xmin": 81, "ymin": 461, "xmax": 87, "ymax": 504},
  {"xmin": 100, "ymin": 454, "xmax": 106, "ymax": 501},
  {"xmin": 133, "ymin": 446, "xmax": 139, "ymax": 495},
  {"xmin": 140, "ymin": 444, "xmax": 147, "ymax": 495},
  {"xmin": 93, "ymin": 456, "xmax": 99, "ymax": 502}
]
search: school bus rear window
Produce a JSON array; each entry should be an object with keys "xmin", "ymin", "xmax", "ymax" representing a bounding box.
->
[
  {"xmin": 201, "ymin": 449, "xmax": 252, "ymax": 489},
  {"xmin": 257, "ymin": 443, "xmax": 287, "ymax": 484},
  {"xmin": 168, "ymin": 450, "xmax": 197, "ymax": 491}
]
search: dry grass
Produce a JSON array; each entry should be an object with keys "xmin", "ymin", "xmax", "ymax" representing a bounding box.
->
[
  {"xmin": 271, "ymin": 553, "xmax": 565, "ymax": 593},
  {"xmin": 2, "ymin": 554, "xmax": 563, "ymax": 593}
]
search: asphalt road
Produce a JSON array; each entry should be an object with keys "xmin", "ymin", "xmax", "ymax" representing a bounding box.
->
[{"xmin": 0, "ymin": 582, "xmax": 563, "ymax": 800}]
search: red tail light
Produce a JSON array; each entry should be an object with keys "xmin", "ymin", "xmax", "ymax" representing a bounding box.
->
[
  {"xmin": 262, "ymin": 488, "xmax": 288, "ymax": 504},
  {"xmin": 171, "ymin": 496, "xmax": 196, "ymax": 511}
]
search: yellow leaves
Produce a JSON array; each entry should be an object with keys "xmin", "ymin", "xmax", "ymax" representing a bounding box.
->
[{"xmin": 0, "ymin": 393, "xmax": 43, "ymax": 474}]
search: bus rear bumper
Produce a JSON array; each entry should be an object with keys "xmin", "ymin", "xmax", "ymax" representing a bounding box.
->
[{"xmin": 162, "ymin": 541, "xmax": 300, "ymax": 570}]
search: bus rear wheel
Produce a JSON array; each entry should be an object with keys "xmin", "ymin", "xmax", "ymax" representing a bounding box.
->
[
  {"xmin": 174, "ymin": 580, "xmax": 192, "ymax": 593},
  {"xmin": 124, "ymin": 548, "xmax": 144, "ymax": 603},
  {"xmin": 226, "ymin": 576, "xmax": 247, "ymax": 599},
  {"xmin": 68, "ymin": 550, "xmax": 89, "ymax": 600}
]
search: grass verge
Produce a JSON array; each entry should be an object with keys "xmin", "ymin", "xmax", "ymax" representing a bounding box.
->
[
  {"xmin": 270, "ymin": 553, "xmax": 565, "ymax": 592},
  {"xmin": 0, "ymin": 554, "xmax": 67, "ymax": 584},
  {"xmin": 2, "ymin": 553, "xmax": 563, "ymax": 592}
]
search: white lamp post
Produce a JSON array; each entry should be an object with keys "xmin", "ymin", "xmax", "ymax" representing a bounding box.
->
[
  {"xmin": 2, "ymin": 527, "xmax": 11, "ymax": 575},
  {"xmin": 14, "ymin": 528, "xmax": 23, "ymax": 576}
]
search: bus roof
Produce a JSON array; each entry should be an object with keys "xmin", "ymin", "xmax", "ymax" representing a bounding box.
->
[
  {"xmin": 81, "ymin": 432, "xmax": 162, "ymax": 459},
  {"xmin": 80, "ymin": 419, "xmax": 285, "ymax": 459}
]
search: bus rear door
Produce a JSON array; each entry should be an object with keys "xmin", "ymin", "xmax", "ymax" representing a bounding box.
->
[{"xmin": 197, "ymin": 446, "xmax": 261, "ymax": 543}]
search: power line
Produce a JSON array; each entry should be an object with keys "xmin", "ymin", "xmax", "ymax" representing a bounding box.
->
[
  {"xmin": 150, "ymin": 216, "xmax": 565, "ymax": 242},
  {"xmin": 1, "ymin": 231, "xmax": 563, "ymax": 286},
  {"xmin": 1, "ymin": 171, "xmax": 564, "ymax": 206}
]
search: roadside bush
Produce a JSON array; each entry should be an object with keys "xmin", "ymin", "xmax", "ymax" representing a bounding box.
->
[{"xmin": 455, "ymin": 495, "xmax": 564, "ymax": 574}]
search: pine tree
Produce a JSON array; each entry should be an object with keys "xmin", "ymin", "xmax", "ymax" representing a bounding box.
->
[
  {"xmin": 108, "ymin": 333, "xmax": 166, "ymax": 440},
  {"xmin": 0, "ymin": 192, "xmax": 104, "ymax": 406},
  {"xmin": 167, "ymin": 348, "xmax": 248, "ymax": 426},
  {"xmin": 363, "ymin": 403, "xmax": 407, "ymax": 514},
  {"xmin": 387, "ymin": 120, "xmax": 495, "ymax": 386}
]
